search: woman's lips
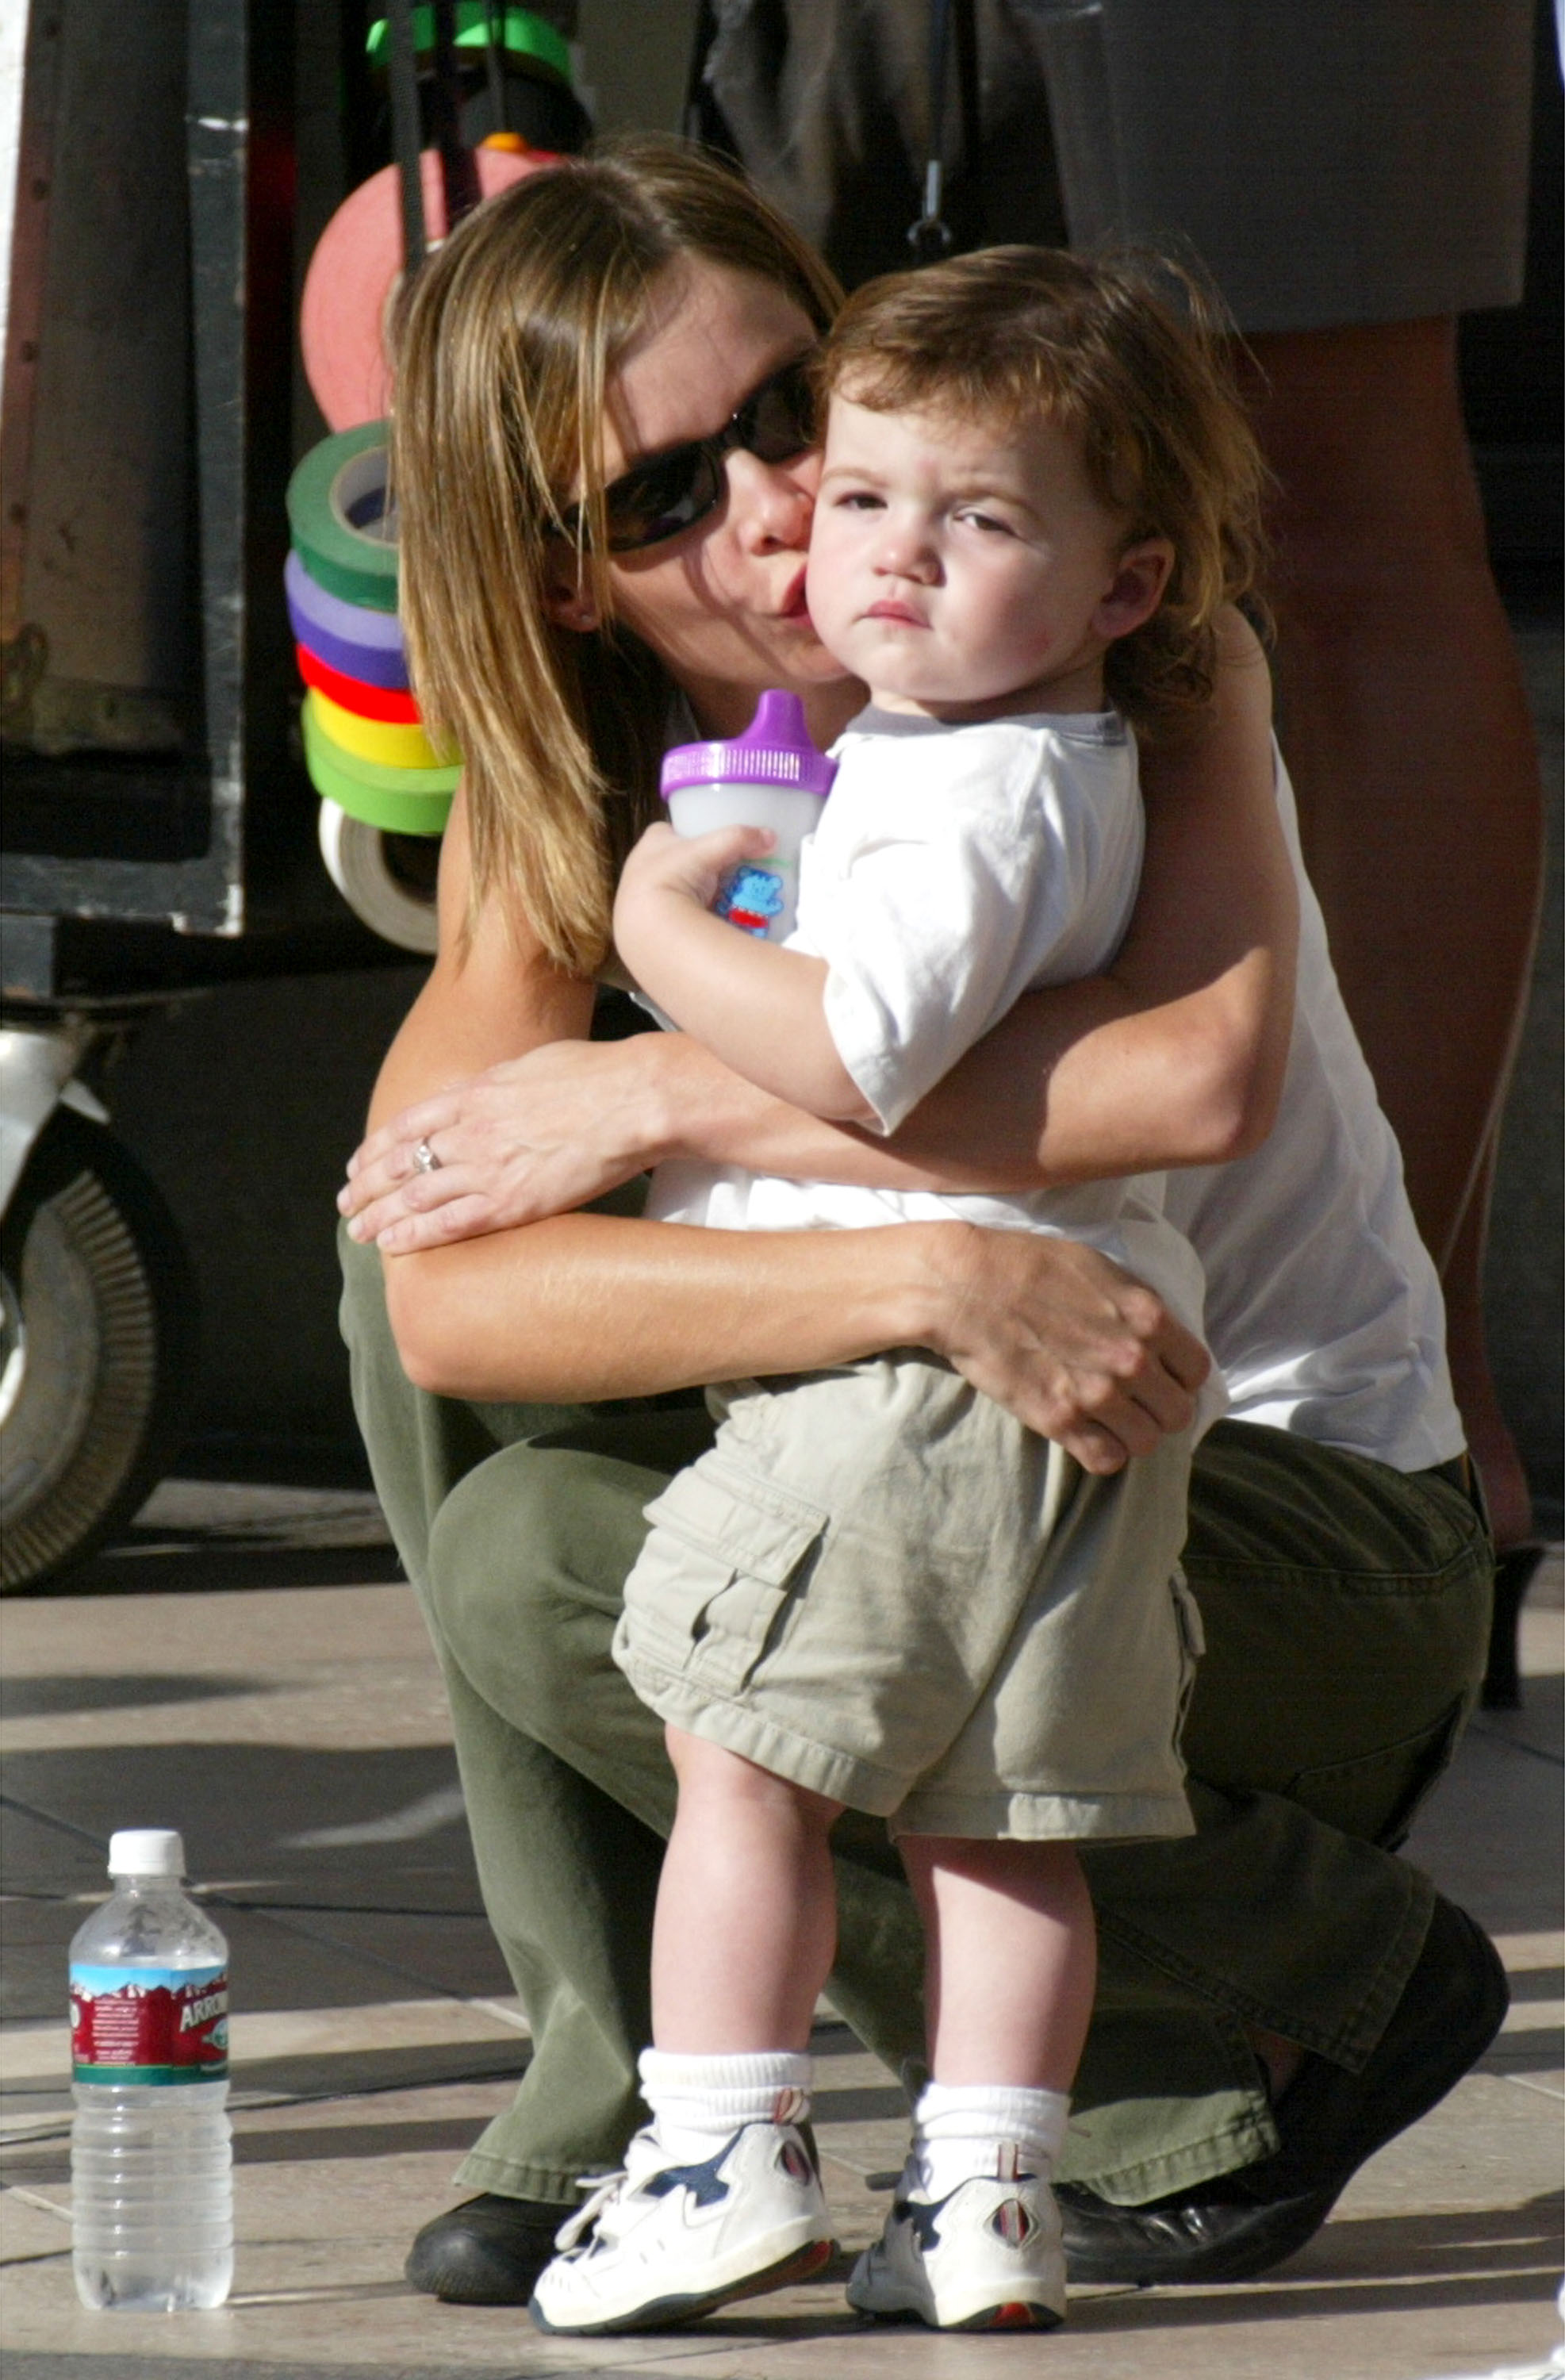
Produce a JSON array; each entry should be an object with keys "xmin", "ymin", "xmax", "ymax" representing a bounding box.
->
[{"xmin": 779, "ymin": 570, "xmax": 811, "ymax": 620}]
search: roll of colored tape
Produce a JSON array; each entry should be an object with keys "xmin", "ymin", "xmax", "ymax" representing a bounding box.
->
[
  {"xmin": 287, "ymin": 425, "xmax": 401, "ymax": 612},
  {"xmin": 303, "ymin": 695, "xmax": 458, "ymax": 831},
  {"xmin": 366, "ymin": 7, "xmax": 573, "ymax": 83},
  {"xmin": 318, "ymin": 799, "xmax": 439, "ymax": 955},
  {"xmin": 295, "ymin": 642, "xmax": 422, "ymax": 724},
  {"xmin": 285, "ymin": 550, "xmax": 409, "ymax": 689},
  {"xmin": 309, "ymin": 683, "xmax": 453, "ymax": 770},
  {"xmin": 301, "ymin": 147, "xmax": 547, "ymax": 431}
]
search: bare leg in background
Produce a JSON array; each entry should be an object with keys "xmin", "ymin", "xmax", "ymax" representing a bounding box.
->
[{"xmin": 1241, "ymin": 317, "xmax": 1545, "ymax": 1549}]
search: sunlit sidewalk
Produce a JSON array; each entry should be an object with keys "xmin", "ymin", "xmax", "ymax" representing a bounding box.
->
[{"xmin": 1, "ymin": 1492, "xmax": 1559, "ymax": 2380}]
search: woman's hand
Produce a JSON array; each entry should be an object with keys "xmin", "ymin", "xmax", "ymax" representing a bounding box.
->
[
  {"xmin": 340, "ymin": 1037, "xmax": 674, "ymax": 1252},
  {"xmin": 922, "ymin": 1226, "xmax": 1211, "ymax": 1473}
]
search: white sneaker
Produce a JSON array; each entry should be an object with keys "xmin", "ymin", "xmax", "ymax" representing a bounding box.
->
[
  {"xmin": 847, "ymin": 2151, "xmax": 1065, "ymax": 2332},
  {"xmin": 529, "ymin": 2120, "xmax": 834, "ymax": 2334}
]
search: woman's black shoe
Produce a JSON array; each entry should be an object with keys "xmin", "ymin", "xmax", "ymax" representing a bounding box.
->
[
  {"xmin": 1483, "ymin": 1544, "xmax": 1544, "ymax": 1710},
  {"xmin": 405, "ymin": 2193, "xmax": 570, "ymax": 2303},
  {"xmin": 1060, "ymin": 1894, "xmax": 1509, "ymax": 2286}
]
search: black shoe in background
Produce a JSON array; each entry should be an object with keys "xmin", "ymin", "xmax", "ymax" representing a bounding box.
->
[{"xmin": 1060, "ymin": 1895, "xmax": 1509, "ymax": 2286}]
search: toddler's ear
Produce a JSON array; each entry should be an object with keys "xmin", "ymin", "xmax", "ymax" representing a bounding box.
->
[{"xmin": 1095, "ymin": 539, "xmax": 1175, "ymax": 643}]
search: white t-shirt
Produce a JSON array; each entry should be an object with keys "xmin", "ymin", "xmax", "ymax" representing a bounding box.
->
[
  {"xmin": 635, "ymin": 706, "xmax": 1463, "ymax": 1475},
  {"xmin": 648, "ymin": 705, "xmax": 1214, "ymax": 1361},
  {"xmin": 1163, "ymin": 750, "xmax": 1465, "ymax": 1470}
]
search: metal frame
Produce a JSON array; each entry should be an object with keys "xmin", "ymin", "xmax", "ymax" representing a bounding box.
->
[{"xmin": 1, "ymin": 0, "xmax": 308, "ymax": 951}]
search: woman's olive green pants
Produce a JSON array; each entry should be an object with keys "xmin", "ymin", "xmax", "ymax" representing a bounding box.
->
[{"xmin": 339, "ymin": 1229, "xmax": 1492, "ymax": 2209}]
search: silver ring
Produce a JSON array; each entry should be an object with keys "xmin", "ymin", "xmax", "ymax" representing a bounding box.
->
[{"xmin": 412, "ymin": 1138, "xmax": 441, "ymax": 1174}]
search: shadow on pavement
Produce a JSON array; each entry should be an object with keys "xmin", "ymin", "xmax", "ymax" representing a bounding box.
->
[{"xmin": 29, "ymin": 1543, "xmax": 405, "ymax": 1596}]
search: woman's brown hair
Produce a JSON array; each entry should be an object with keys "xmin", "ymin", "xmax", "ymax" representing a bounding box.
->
[
  {"xmin": 819, "ymin": 246, "xmax": 1269, "ymax": 739},
  {"xmin": 391, "ymin": 135, "xmax": 841, "ymax": 975}
]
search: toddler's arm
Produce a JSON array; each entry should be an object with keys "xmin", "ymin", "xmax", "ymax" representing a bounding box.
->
[{"xmin": 612, "ymin": 820, "xmax": 879, "ymax": 1124}]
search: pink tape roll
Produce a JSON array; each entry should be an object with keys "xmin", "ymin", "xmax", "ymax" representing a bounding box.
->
[{"xmin": 301, "ymin": 146, "xmax": 555, "ymax": 432}]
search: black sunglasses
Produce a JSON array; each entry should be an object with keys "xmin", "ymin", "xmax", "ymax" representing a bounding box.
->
[{"xmin": 559, "ymin": 355, "xmax": 818, "ymax": 555}]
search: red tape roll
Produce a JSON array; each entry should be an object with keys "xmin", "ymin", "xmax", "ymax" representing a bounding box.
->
[
  {"xmin": 296, "ymin": 642, "xmax": 423, "ymax": 724},
  {"xmin": 301, "ymin": 147, "xmax": 554, "ymax": 431}
]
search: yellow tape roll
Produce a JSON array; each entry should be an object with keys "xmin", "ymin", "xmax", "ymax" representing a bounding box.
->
[{"xmin": 309, "ymin": 683, "xmax": 455, "ymax": 770}]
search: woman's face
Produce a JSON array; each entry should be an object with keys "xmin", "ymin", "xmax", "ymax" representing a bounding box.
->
[{"xmin": 589, "ymin": 259, "xmax": 861, "ymax": 743}]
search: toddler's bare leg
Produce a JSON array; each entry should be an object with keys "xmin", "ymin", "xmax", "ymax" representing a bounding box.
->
[
  {"xmin": 653, "ymin": 1726, "xmax": 844, "ymax": 2052},
  {"xmin": 532, "ymin": 1726, "xmax": 841, "ymax": 2330},
  {"xmin": 845, "ymin": 1836, "xmax": 1079, "ymax": 2328},
  {"xmin": 901, "ymin": 1837, "xmax": 1096, "ymax": 2091}
]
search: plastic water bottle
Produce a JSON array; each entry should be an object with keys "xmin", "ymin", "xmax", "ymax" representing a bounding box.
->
[
  {"xmin": 662, "ymin": 688, "xmax": 838, "ymax": 942},
  {"xmin": 69, "ymin": 1830, "xmax": 233, "ymax": 2311}
]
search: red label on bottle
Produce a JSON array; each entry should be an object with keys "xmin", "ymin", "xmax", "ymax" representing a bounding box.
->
[{"xmin": 70, "ymin": 1964, "xmax": 228, "ymax": 2083}]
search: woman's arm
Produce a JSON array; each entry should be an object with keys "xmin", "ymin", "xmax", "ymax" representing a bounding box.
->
[
  {"xmin": 366, "ymin": 793, "xmax": 1209, "ymax": 1473},
  {"xmin": 345, "ymin": 614, "xmax": 1294, "ymax": 1239},
  {"xmin": 389, "ymin": 1207, "xmax": 1206, "ymax": 1474},
  {"xmin": 894, "ymin": 613, "xmax": 1297, "ymax": 1180},
  {"xmin": 643, "ymin": 628, "xmax": 1295, "ymax": 1180},
  {"xmin": 366, "ymin": 789, "xmax": 596, "ymax": 1128}
]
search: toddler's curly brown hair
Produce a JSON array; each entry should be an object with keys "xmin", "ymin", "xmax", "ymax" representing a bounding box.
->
[{"xmin": 818, "ymin": 246, "xmax": 1269, "ymax": 739}]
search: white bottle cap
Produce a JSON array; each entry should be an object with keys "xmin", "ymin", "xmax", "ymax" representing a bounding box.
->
[{"xmin": 107, "ymin": 1829, "xmax": 186, "ymax": 1879}]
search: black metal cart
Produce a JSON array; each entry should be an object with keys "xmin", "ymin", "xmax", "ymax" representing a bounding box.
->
[{"xmin": 0, "ymin": 2, "xmax": 502, "ymax": 1586}]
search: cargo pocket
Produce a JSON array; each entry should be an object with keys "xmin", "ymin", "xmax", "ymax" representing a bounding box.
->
[
  {"xmin": 623, "ymin": 1457, "xmax": 829, "ymax": 1696},
  {"xmin": 1286, "ymin": 1692, "xmax": 1469, "ymax": 1851}
]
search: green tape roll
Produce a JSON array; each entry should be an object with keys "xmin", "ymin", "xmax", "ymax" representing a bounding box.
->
[
  {"xmin": 303, "ymin": 698, "xmax": 455, "ymax": 833},
  {"xmin": 366, "ymin": 6, "xmax": 573, "ymax": 83},
  {"xmin": 287, "ymin": 424, "xmax": 401, "ymax": 613}
]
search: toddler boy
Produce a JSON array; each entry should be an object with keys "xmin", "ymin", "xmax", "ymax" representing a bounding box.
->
[{"xmin": 531, "ymin": 245, "xmax": 1266, "ymax": 2337}]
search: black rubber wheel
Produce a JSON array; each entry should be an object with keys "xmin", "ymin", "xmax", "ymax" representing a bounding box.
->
[{"xmin": 0, "ymin": 1110, "xmax": 196, "ymax": 1592}]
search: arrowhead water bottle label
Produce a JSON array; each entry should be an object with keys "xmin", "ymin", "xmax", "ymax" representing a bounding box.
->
[{"xmin": 70, "ymin": 1964, "xmax": 228, "ymax": 2084}]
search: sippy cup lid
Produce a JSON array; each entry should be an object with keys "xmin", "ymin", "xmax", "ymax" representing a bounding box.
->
[{"xmin": 660, "ymin": 689, "xmax": 838, "ymax": 800}]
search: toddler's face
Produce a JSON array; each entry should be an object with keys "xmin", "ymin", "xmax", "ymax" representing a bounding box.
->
[{"xmin": 804, "ymin": 390, "xmax": 1151, "ymax": 720}]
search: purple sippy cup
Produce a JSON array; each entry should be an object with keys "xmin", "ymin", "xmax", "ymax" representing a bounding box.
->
[{"xmin": 660, "ymin": 689, "xmax": 837, "ymax": 942}]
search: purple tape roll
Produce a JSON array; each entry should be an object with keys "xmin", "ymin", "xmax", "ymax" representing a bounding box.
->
[{"xmin": 286, "ymin": 549, "xmax": 410, "ymax": 689}]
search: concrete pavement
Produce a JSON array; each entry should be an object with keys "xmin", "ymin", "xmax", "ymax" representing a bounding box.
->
[{"xmin": 1, "ymin": 1488, "xmax": 1560, "ymax": 2378}]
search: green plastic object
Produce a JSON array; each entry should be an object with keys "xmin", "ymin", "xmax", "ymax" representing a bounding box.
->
[
  {"xmin": 303, "ymin": 697, "xmax": 458, "ymax": 833},
  {"xmin": 366, "ymin": 6, "xmax": 573, "ymax": 84},
  {"xmin": 286, "ymin": 424, "xmax": 401, "ymax": 615}
]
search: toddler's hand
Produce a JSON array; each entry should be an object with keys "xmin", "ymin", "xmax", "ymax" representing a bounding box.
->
[{"xmin": 613, "ymin": 820, "xmax": 776, "ymax": 943}]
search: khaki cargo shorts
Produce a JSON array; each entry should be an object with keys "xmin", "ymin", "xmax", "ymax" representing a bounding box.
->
[{"xmin": 614, "ymin": 1353, "xmax": 1202, "ymax": 1841}]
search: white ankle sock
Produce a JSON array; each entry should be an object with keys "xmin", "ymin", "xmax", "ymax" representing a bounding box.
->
[
  {"xmin": 638, "ymin": 2048, "xmax": 812, "ymax": 2164},
  {"xmin": 909, "ymin": 2081, "xmax": 1070, "ymax": 2198}
]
